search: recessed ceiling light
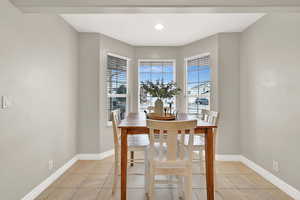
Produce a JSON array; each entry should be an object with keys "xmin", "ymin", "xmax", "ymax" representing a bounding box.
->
[{"xmin": 155, "ymin": 24, "xmax": 164, "ymax": 31}]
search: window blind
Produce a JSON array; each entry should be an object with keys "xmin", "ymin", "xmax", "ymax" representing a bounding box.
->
[
  {"xmin": 187, "ymin": 55, "xmax": 209, "ymax": 68},
  {"xmin": 107, "ymin": 55, "xmax": 128, "ymax": 121}
]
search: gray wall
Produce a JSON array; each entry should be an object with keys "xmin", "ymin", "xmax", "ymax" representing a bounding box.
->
[
  {"xmin": 78, "ymin": 33, "xmax": 100, "ymax": 153},
  {"xmin": 240, "ymin": 14, "xmax": 300, "ymax": 190},
  {"xmin": 218, "ymin": 33, "xmax": 240, "ymax": 154},
  {"xmin": 0, "ymin": 0, "xmax": 79, "ymax": 199}
]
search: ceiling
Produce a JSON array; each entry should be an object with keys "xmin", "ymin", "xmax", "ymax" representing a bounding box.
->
[{"xmin": 61, "ymin": 14, "xmax": 265, "ymax": 46}]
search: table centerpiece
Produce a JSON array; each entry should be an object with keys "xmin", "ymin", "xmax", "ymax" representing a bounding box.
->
[{"xmin": 141, "ymin": 80, "xmax": 181, "ymax": 118}]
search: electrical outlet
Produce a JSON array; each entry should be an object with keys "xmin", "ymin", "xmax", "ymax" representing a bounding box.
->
[
  {"xmin": 49, "ymin": 160, "xmax": 54, "ymax": 171},
  {"xmin": 273, "ymin": 160, "xmax": 279, "ymax": 172},
  {"xmin": 1, "ymin": 96, "xmax": 12, "ymax": 109}
]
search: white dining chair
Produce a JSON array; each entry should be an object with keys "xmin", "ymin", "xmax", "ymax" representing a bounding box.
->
[
  {"xmin": 111, "ymin": 110, "xmax": 149, "ymax": 194},
  {"xmin": 190, "ymin": 109, "xmax": 219, "ymax": 162},
  {"xmin": 145, "ymin": 119, "xmax": 197, "ymax": 200}
]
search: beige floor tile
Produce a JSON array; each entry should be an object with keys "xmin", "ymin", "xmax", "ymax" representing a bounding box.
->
[
  {"xmin": 216, "ymin": 189, "xmax": 246, "ymax": 200},
  {"xmin": 89, "ymin": 165, "xmax": 113, "ymax": 175},
  {"xmin": 96, "ymin": 188, "xmax": 115, "ymax": 200},
  {"xmin": 234, "ymin": 163, "xmax": 256, "ymax": 174},
  {"xmin": 68, "ymin": 161, "xmax": 98, "ymax": 174},
  {"xmin": 216, "ymin": 175, "xmax": 236, "ymax": 189},
  {"xmin": 55, "ymin": 174, "xmax": 87, "ymax": 188},
  {"xmin": 246, "ymin": 173, "xmax": 276, "ymax": 189},
  {"xmin": 226, "ymin": 174, "xmax": 276, "ymax": 189},
  {"xmin": 46, "ymin": 188, "xmax": 76, "ymax": 200},
  {"xmin": 155, "ymin": 188, "xmax": 200, "ymax": 200},
  {"xmin": 72, "ymin": 188, "xmax": 101, "ymax": 200},
  {"xmin": 268, "ymin": 189, "xmax": 294, "ymax": 200},
  {"xmin": 35, "ymin": 156, "xmax": 293, "ymax": 200},
  {"xmin": 103, "ymin": 174, "xmax": 145, "ymax": 189},
  {"xmin": 225, "ymin": 174, "xmax": 256, "ymax": 189},
  {"xmin": 96, "ymin": 188, "xmax": 147, "ymax": 200},
  {"xmin": 216, "ymin": 162, "xmax": 245, "ymax": 174},
  {"xmin": 194, "ymin": 189, "xmax": 223, "ymax": 200},
  {"xmin": 97, "ymin": 156, "xmax": 114, "ymax": 164},
  {"xmin": 79, "ymin": 175, "xmax": 107, "ymax": 188},
  {"xmin": 101, "ymin": 188, "xmax": 200, "ymax": 200},
  {"xmin": 233, "ymin": 189, "xmax": 294, "ymax": 200},
  {"xmin": 237, "ymin": 189, "xmax": 276, "ymax": 200}
]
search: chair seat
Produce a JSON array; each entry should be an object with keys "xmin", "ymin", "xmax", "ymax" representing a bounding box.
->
[
  {"xmin": 183, "ymin": 135, "xmax": 205, "ymax": 146},
  {"xmin": 127, "ymin": 134, "xmax": 149, "ymax": 150}
]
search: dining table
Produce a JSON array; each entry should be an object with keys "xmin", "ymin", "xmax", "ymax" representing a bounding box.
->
[{"xmin": 118, "ymin": 112, "xmax": 218, "ymax": 200}]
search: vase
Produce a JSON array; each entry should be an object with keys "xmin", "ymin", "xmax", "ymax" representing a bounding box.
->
[{"xmin": 154, "ymin": 99, "xmax": 163, "ymax": 116}]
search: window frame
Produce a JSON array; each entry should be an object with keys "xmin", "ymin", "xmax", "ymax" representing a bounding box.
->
[
  {"xmin": 106, "ymin": 52, "xmax": 130, "ymax": 126},
  {"xmin": 184, "ymin": 53, "xmax": 211, "ymax": 114},
  {"xmin": 138, "ymin": 59, "xmax": 176, "ymax": 112}
]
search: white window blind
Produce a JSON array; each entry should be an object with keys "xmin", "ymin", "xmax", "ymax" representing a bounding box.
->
[
  {"xmin": 107, "ymin": 55, "xmax": 128, "ymax": 121},
  {"xmin": 139, "ymin": 60, "xmax": 175, "ymax": 111},
  {"xmin": 186, "ymin": 55, "xmax": 211, "ymax": 114}
]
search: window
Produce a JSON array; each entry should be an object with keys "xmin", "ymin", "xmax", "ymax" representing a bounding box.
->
[
  {"xmin": 139, "ymin": 60, "xmax": 175, "ymax": 111},
  {"xmin": 186, "ymin": 55, "xmax": 211, "ymax": 114},
  {"xmin": 107, "ymin": 54, "xmax": 128, "ymax": 122}
]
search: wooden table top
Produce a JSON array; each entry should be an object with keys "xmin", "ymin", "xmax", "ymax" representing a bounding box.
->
[{"xmin": 118, "ymin": 112, "xmax": 217, "ymax": 128}]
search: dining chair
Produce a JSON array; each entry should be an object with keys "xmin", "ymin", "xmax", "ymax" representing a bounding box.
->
[
  {"xmin": 111, "ymin": 110, "xmax": 149, "ymax": 194},
  {"xmin": 145, "ymin": 119, "xmax": 197, "ymax": 200},
  {"xmin": 190, "ymin": 109, "xmax": 219, "ymax": 162}
]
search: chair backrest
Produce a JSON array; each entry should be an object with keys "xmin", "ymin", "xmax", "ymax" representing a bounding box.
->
[
  {"xmin": 146, "ymin": 120, "xmax": 197, "ymax": 162},
  {"xmin": 200, "ymin": 109, "xmax": 219, "ymax": 126},
  {"xmin": 111, "ymin": 110, "xmax": 121, "ymax": 149}
]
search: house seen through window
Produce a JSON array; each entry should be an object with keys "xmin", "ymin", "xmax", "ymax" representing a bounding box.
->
[{"xmin": 186, "ymin": 55, "xmax": 211, "ymax": 114}]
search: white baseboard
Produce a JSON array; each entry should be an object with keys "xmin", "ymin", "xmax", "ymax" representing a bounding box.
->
[
  {"xmin": 216, "ymin": 154, "xmax": 242, "ymax": 161},
  {"xmin": 21, "ymin": 149, "xmax": 114, "ymax": 200},
  {"xmin": 21, "ymin": 156, "xmax": 78, "ymax": 200},
  {"xmin": 240, "ymin": 156, "xmax": 300, "ymax": 200},
  {"xmin": 77, "ymin": 149, "xmax": 114, "ymax": 160}
]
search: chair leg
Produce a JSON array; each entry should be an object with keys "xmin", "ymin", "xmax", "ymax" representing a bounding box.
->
[
  {"xmin": 112, "ymin": 152, "xmax": 119, "ymax": 194},
  {"xmin": 178, "ymin": 176, "xmax": 184, "ymax": 199},
  {"xmin": 184, "ymin": 172, "xmax": 192, "ymax": 200},
  {"xmin": 144, "ymin": 150, "xmax": 149, "ymax": 195},
  {"xmin": 130, "ymin": 151, "xmax": 134, "ymax": 167},
  {"xmin": 148, "ymin": 165, "xmax": 155, "ymax": 200}
]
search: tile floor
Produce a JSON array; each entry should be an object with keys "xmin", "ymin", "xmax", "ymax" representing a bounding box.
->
[{"xmin": 35, "ymin": 155, "xmax": 293, "ymax": 200}]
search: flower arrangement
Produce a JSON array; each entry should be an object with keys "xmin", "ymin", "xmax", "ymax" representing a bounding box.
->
[{"xmin": 141, "ymin": 80, "xmax": 181, "ymax": 99}]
